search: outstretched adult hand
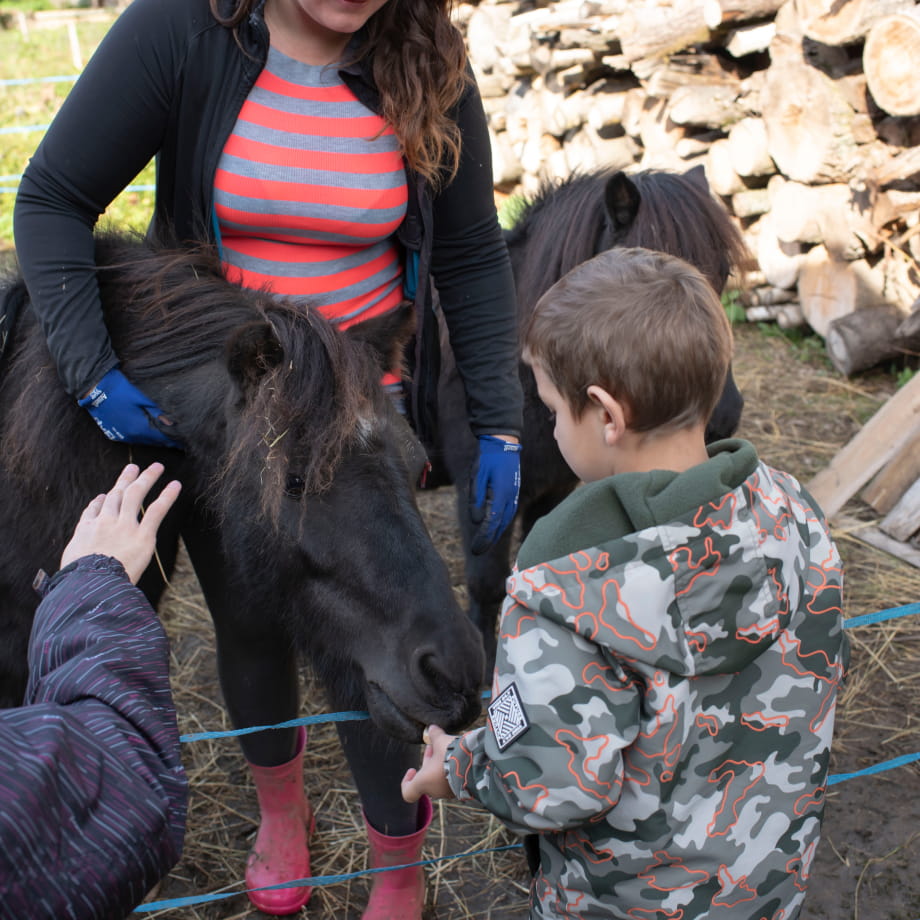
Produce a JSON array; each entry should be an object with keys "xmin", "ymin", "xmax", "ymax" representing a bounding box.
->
[
  {"xmin": 469, "ymin": 435, "xmax": 522, "ymax": 555},
  {"xmin": 61, "ymin": 462, "xmax": 182, "ymax": 584},
  {"xmin": 78, "ymin": 366, "xmax": 183, "ymax": 449}
]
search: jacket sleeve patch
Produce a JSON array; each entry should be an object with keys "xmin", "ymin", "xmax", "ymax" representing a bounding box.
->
[{"xmin": 488, "ymin": 682, "xmax": 530, "ymax": 751}]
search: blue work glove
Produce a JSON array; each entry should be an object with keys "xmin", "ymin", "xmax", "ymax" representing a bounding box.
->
[
  {"xmin": 78, "ymin": 367, "xmax": 183, "ymax": 449},
  {"xmin": 469, "ymin": 435, "xmax": 522, "ymax": 555}
]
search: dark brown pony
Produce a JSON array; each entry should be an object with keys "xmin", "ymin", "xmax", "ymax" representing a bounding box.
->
[
  {"xmin": 433, "ymin": 166, "xmax": 751, "ymax": 669},
  {"xmin": 0, "ymin": 233, "xmax": 483, "ymax": 738}
]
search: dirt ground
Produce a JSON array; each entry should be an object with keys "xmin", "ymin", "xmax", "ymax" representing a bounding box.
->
[{"xmin": 144, "ymin": 322, "xmax": 920, "ymax": 920}]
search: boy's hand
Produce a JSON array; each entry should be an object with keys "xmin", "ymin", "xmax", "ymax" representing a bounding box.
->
[
  {"xmin": 401, "ymin": 725, "xmax": 456, "ymax": 803},
  {"xmin": 61, "ymin": 462, "xmax": 181, "ymax": 584}
]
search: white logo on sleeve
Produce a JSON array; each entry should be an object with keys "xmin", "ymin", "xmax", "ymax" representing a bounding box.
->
[{"xmin": 488, "ymin": 682, "xmax": 530, "ymax": 751}]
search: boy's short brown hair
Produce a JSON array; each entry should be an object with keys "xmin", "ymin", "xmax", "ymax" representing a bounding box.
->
[{"xmin": 522, "ymin": 247, "xmax": 732, "ymax": 433}]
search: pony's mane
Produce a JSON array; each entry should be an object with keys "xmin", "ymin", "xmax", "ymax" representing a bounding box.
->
[
  {"xmin": 504, "ymin": 171, "xmax": 611, "ymax": 317},
  {"xmin": 93, "ymin": 234, "xmax": 379, "ymax": 515},
  {"xmin": 95, "ymin": 232, "xmax": 273, "ymax": 377},
  {"xmin": 506, "ymin": 168, "xmax": 751, "ymax": 316}
]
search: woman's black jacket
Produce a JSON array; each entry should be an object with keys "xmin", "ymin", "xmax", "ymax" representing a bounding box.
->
[{"xmin": 13, "ymin": 0, "xmax": 523, "ymax": 445}]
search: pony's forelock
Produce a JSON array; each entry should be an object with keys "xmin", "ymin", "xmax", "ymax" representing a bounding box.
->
[
  {"xmin": 506, "ymin": 172, "xmax": 611, "ymax": 323},
  {"xmin": 215, "ymin": 300, "xmax": 378, "ymax": 528}
]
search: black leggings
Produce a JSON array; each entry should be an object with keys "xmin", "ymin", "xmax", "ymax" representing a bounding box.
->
[{"xmin": 180, "ymin": 502, "xmax": 421, "ymax": 837}]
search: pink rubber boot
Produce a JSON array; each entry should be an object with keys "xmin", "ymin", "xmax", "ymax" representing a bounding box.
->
[
  {"xmin": 361, "ymin": 796, "xmax": 432, "ymax": 920},
  {"xmin": 245, "ymin": 727, "xmax": 315, "ymax": 916}
]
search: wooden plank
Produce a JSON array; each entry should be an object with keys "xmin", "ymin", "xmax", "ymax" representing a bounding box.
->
[
  {"xmin": 837, "ymin": 516, "xmax": 920, "ymax": 570},
  {"xmin": 862, "ymin": 427, "xmax": 920, "ymax": 513},
  {"xmin": 807, "ymin": 371, "xmax": 920, "ymax": 520},
  {"xmin": 29, "ymin": 9, "xmax": 118, "ymax": 28},
  {"xmin": 879, "ymin": 479, "xmax": 920, "ymax": 542}
]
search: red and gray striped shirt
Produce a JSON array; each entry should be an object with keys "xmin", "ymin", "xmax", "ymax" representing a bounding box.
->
[{"xmin": 214, "ymin": 46, "xmax": 408, "ymax": 329}]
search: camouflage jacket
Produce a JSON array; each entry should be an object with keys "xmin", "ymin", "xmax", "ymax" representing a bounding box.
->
[{"xmin": 445, "ymin": 440, "xmax": 848, "ymax": 919}]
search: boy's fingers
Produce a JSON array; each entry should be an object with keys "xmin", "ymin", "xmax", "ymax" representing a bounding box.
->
[{"xmin": 401, "ymin": 769, "xmax": 419, "ymax": 803}]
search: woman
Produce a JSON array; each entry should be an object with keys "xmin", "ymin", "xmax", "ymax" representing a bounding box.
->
[{"xmin": 13, "ymin": 0, "xmax": 524, "ymax": 916}]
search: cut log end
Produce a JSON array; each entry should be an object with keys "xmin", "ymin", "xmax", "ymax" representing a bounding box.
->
[
  {"xmin": 825, "ymin": 306, "xmax": 906, "ymax": 377},
  {"xmin": 863, "ymin": 11, "xmax": 920, "ymax": 117}
]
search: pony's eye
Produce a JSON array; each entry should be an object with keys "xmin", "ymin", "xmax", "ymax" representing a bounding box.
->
[{"xmin": 285, "ymin": 474, "xmax": 306, "ymax": 499}]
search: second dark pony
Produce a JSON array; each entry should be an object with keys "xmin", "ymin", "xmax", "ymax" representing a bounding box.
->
[{"xmin": 434, "ymin": 166, "xmax": 751, "ymax": 669}]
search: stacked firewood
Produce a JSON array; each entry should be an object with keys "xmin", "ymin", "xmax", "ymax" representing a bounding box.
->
[{"xmin": 458, "ymin": 0, "xmax": 920, "ymax": 378}]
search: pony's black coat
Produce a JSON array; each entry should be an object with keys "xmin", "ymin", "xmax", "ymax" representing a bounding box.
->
[
  {"xmin": 0, "ymin": 234, "xmax": 483, "ymax": 738},
  {"xmin": 433, "ymin": 167, "xmax": 751, "ymax": 669}
]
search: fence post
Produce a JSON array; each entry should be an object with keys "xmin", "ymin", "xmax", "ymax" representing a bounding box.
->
[{"xmin": 67, "ymin": 21, "xmax": 83, "ymax": 70}]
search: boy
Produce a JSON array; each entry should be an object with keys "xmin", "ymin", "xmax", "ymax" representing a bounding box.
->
[{"xmin": 402, "ymin": 247, "xmax": 848, "ymax": 919}]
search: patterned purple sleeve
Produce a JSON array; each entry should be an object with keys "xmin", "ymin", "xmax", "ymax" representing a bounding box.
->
[{"xmin": 0, "ymin": 554, "xmax": 188, "ymax": 920}]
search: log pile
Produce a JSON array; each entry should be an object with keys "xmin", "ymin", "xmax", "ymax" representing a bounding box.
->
[{"xmin": 458, "ymin": 0, "xmax": 920, "ymax": 379}]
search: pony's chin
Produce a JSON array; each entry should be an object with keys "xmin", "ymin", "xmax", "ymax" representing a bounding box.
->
[
  {"xmin": 363, "ymin": 681, "xmax": 483, "ymax": 743},
  {"xmin": 363, "ymin": 682, "xmax": 426, "ymax": 743}
]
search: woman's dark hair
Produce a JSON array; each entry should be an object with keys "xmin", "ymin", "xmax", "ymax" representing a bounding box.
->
[{"xmin": 211, "ymin": 0, "xmax": 468, "ymax": 186}]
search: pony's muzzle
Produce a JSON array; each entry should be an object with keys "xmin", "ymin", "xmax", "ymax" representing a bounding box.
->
[{"xmin": 408, "ymin": 639, "xmax": 484, "ymax": 733}]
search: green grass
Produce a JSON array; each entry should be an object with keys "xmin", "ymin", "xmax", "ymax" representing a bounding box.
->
[
  {"xmin": 497, "ymin": 193, "xmax": 528, "ymax": 231},
  {"xmin": 753, "ymin": 319, "xmax": 834, "ymax": 369},
  {"xmin": 894, "ymin": 365, "xmax": 916, "ymax": 389},
  {"xmin": 721, "ymin": 289, "xmax": 745, "ymax": 325},
  {"xmin": 1, "ymin": 1, "xmax": 60, "ymax": 14},
  {"xmin": 0, "ymin": 11, "xmax": 154, "ymax": 248}
]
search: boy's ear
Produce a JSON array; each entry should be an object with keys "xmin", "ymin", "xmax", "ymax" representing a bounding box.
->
[{"xmin": 586, "ymin": 385, "xmax": 627, "ymax": 445}]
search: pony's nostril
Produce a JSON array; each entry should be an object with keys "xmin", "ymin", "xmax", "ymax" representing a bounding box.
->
[
  {"xmin": 414, "ymin": 648, "xmax": 449, "ymax": 690},
  {"xmin": 410, "ymin": 620, "xmax": 485, "ymax": 700},
  {"xmin": 411, "ymin": 647, "xmax": 482, "ymax": 732},
  {"xmin": 412, "ymin": 644, "xmax": 476, "ymax": 701}
]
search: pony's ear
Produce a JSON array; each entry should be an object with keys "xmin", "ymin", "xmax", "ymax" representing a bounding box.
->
[
  {"xmin": 226, "ymin": 320, "xmax": 284, "ymax": 396},
  {"xmin": 604, "ymin": 172, "xmax": 642, "ymax": 231},
  {"xmin": 684, "ymin": 163, "xmax": 710, "ymax": 193},
  {"xmin": 345, "ymin": 300, "xmax": 415, "ymax": 375}
]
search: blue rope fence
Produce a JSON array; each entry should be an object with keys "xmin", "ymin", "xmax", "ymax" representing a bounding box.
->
[
  {"xmin": 0, "ymin": 174, "xmax": 153, "ymax": 194},
  {"xmin": 0, "ymin": 123, "xmax": 50, "ymax": 135},
  {"xmin": 130, "ymin": 601, "xmax": 920, "ymax": 914},
  {"xmin": 0, "ymin": 72, "xmax": 136, "ymax": 191},
  {"xmin": 0, "ymin": 74, "xmax": 79, "ymax": 86}
]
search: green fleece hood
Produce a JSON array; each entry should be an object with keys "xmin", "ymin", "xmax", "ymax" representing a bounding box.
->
[{"xmin": 516, "ymin": 439, "xmax": 831, "ymax": 677}]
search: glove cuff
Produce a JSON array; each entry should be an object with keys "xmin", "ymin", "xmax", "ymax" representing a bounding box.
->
[
  {"xmin": 479, "ymin": 434, "xmax": 522, "ymax": 453},
  {"xmin": 77, "ymin": 366, "xmax": 122, "ymax": 408}
]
